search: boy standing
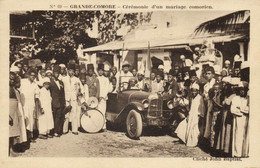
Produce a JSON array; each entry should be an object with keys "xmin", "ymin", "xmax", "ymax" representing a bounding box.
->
[{"xmin": 38, "ymin": 78, "xmax": 54, "ymax": 139}]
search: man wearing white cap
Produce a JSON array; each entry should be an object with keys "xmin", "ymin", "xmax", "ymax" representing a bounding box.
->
[
  {"xmin": 59, "ymin": 64, "xmax": 67, "ymax": 81},
  {"xmin": 186, "ymin": 83, "xmax": 205, "ymax": 147},
  {"xmin": 231, "ymin": 83, "xmax": 249, "ymax": 157},
  {"xmin": 222, "ymin": 60, "xmax": 231, "ymax": 76},
  {"xmin": 38, "ymin": 77, "xmax": 54, "ymax": 139},
  {"xmin": 10, "ymin": 66, "xmax": 20, "ymax": 77},
  {"xmin": 97, "ymin": 64, "xmax": 111, "ymax": 131},
  {"xmin": 136, "ymin": 70, "xmax": 145, "ymax": 90},
  {"xmin": 46, "ymin": 70, "xmax": 52, "ymax": 79}
]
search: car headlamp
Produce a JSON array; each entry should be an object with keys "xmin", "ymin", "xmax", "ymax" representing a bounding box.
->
[{"xmin": 142, "ymin": 99, "xmax": 149, "ymax": 109}]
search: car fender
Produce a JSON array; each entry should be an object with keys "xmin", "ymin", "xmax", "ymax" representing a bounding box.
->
[{"xmin": 114, "ymin": 102, "xmax": 145, "ymax": 123}]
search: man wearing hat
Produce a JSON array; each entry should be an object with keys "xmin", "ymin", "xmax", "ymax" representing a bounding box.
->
[
  {"xmin": 45, "ymin": 63, "xmax": 52, "ymax": 71},
  {"xmin": 59, "ymin": 64, "xmax": 67, "ymax": 81},
  {"xmin": 97, "ymin": 64, "xmax": 111, "ymax": 131},
  {"xmin": 10, "ymin": 66, "xmax": 20, "ymax": 78},
  {"xmin": 222, "ymin": 60, "xmax": 231, "ymax": 76},
  {"xmin": 184, "ymin": 69, "xmax": 199, "ymax": 98},
  {"xmin": 185, "ymin": 83, "xmax": 205, "ymax": 147},
  {"xmin": 230, "ymin": 82, "xmax": 249, "ymax": 157},
  {"xmin": 163, "ymin": 69, "xmax": 178, "ymax": 99},
  {"xmin": 103, "ymin": 64, "xmax": 111, "ymax": 78},
  {"xmin": 75, "ymin": 64, "xmax": 80, "ymax": 78},
  {"xmin": 37, "ymin": 68, "xmax": 47, "ymax": 87},
  {"xmin": 61, "ymin": 63, "xmax": 84, "ymax": 135},
  {"xmin": 38, "ymin": 77, "xmax": 54, "ymax": 139},
  {"xmin": 119, "ymin": 61, "xmax": 133, "ymax": 90},
  {"xmin": 230, "ymin": 61, "xmax": 242, "ymax": 86},
  {"xmin": 19, "ymin": 68, "xmax": 40, "ymax": 143},
  {"xmin": 86, "ymin": 64, "xmax": 100, "ymax": 99},
  {"xmin": 79, "ymin": 64, "xmax": 87, "ymax": 74},
  {"xmin": 49, "ymin": 65, "xmax": 65, "ymax": 137},
  {"xmin": 136, "ymin": 70, "xmax": 145, "ymax": 90},
  {"xmin": 151, "ymin": 70, "xmax": 164, "ymax": 94}
]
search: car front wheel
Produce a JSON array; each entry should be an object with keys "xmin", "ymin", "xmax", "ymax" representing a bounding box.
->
[{"xmin": 126, "ymin": 110, "xmax": 142, "ymax": 139}]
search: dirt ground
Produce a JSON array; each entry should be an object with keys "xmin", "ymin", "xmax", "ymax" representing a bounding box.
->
[{"xmin": 12, "ymin": 126, "xmax": 211, "ymax": 157}]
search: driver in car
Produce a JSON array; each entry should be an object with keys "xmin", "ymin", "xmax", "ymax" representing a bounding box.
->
[
  {"xmin": 119, "ymin": 61, "xmax": 133, "ymax": 90},
  {"xmin": 128, "ymin": 77, "xmax": 139, "ymax": 90}
]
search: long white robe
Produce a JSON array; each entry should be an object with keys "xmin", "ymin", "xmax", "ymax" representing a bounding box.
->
[
  {"xmin": 186, "ymin": 94, "xmax": 205, "ymax": 147},
  {"xmin": 231, "ymin": 95, "xmax": 249, "ymax": 157},
  {"xmin": 38, "ymin": 87, "xmax": 54, "ymax": 134},
  {"xmin": 14, "ymin": 88, "xmax": 27, "ymax": 142},
  {"xmin": 20, "ymin": 79, "xmax": 39, "ymax": 132},
  {"xmin": 97, "ymin": 75, "xmax": 111, "ymax": 129}
]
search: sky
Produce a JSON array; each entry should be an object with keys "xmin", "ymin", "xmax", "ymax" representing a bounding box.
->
[{"xmin": 149, "ymin": 11, "xmax": 236, "ymax": 35}]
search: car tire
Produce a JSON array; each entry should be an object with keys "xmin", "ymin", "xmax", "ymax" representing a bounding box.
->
[{"xmin": 126, "ymin": 109, "xmax": 142, "ymax": 139}]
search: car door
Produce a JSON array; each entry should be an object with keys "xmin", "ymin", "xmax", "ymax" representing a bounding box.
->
[{"xmin": 106, "ymin": 92, "xmax": 118, "ymax": 122}]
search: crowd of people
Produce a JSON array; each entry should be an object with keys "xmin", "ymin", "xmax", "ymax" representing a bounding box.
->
[{"xmin": 9, "ymin": 45, "xmax": 249, "ymax": 158}]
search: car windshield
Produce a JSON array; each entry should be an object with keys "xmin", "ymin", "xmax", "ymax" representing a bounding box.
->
[{"xmin": 118, "ymin": 76, "xmax": 150, "ymax": 92}]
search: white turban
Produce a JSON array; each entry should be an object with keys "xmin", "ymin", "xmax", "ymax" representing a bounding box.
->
[
  {"xmin": 10, "ymin": 66, "xmax": 19, "ymax": 72},
  {"xmin": 191, "ymin": 83, "xmax": 200, "ymax": 90},
  {"xmin": 42, "ymin": 77, "xmax": 50, "ymax": 84}
]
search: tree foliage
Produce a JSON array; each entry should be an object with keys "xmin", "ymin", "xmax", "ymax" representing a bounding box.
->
[{"xmin": 26, "ymin": 11, "xmax": 152, "ymax": 63}]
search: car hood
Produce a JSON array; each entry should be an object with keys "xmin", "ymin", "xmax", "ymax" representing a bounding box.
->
[{"xmin": 121, "ymin": 90, "xmax": 156, "ymax": 103}]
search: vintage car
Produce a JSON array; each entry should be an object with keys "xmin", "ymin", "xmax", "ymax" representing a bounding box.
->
[{"xmin": 106, "ymin": 78, "xmax": 175, "ymax": 139}]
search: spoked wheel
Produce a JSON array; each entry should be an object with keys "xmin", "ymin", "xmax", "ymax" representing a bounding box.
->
[{"xmin": 126, "ymin": 110, "xmax": 142, "ymax": 139}]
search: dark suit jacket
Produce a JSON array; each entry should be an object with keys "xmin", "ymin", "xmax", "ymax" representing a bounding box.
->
[{"xmin": 49, "ymin": 78, "xmax": 65, "ymax": 109}]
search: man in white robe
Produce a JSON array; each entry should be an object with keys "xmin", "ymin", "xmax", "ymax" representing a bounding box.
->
[
  {"xmin": 20, "ymin": 69, "xmax": 39, "ymax": 142},
  {"xmin": 97, "ymin": 64, "xmax": 111, "ymax": 130},
  {"xmin": 231, "ymin": 86, "xmax": 249, "ymax": 157},
  {"xmin": 38, "ymin": 78, "xmax": 54, "ymax": 138},
  {"xmin": 186, "ymin": 84, "xmax": 205, "ymax": 147}
]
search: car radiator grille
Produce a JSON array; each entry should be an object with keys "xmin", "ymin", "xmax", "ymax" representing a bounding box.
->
[{"xmin": 148, "ymin": 99, "xmax": 163, "ymax": 117}]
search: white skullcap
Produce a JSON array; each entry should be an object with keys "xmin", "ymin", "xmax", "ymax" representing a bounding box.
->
[
  {"xmin": 41, "ymin": 63, "xmax": 46, "ymax": 69},
  {"xmin": 158, "ymin": 65, "xmax": 164, "ymax": 69},
  {"xmin": 224, "ymin": 60, "xmax": 231, "ymax": 64},
  {"xmin": 59, "ymin": 64, "xmax": 66, "ymax": 68},
  {"xmin": 213, "ymin": 65, "xmax": 221, "ymax": 75},
  {"xmin": 104, "ymin": 64, "xmax": 110, "ymax": 71},
  {"xmin": 10, "ymin": 66, "xmax": 20, "ymax": 72},
  {"xmin": 191, "ymin": 83, "xmax": 200, "ymax": 90},
  {"xmin": 180, "ymin": 55, "xmax": 185, "ymax": 59},
  {"xmin": 241, "ymin": 61, "xmax": 249, "ymax": 69},
  {"xmin": 195, "ymin": 47, "xmax": 200, "ymax": 51},
  {"xmin": 46, "ymin": 70, "xmax": 52, "ymax": 74},
  {"xmin": 42, "ymin": 77, "xmax": 50, "ymax": 84},
  {"xmin": 50, "ymin": 58, "xmax": 56, "ymax": 64},
  {"xmin": 234, "ymin": 54, "xmax": 241, "ymax": 62}
]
